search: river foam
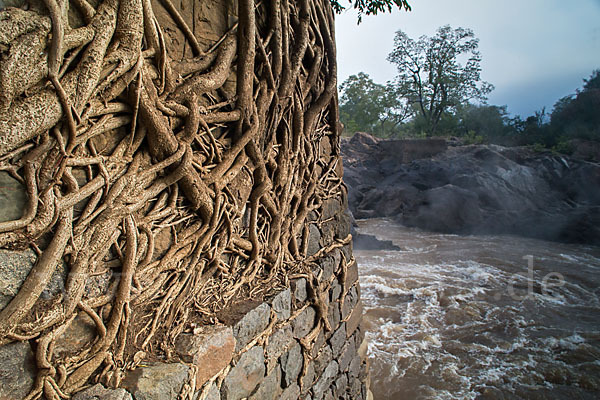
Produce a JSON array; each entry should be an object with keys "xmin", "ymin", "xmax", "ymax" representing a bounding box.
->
[{"xmin": 355, "ymin": 219, "xmax": 600, "ymax": 400}]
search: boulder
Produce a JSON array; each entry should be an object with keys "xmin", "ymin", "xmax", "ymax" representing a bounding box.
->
[
  {"xmin": 0, "ymin": 341, "xmax": 36, "ymax": 400},
  {"xmin": 175, "ymin": 326, "xmax": 236, "ymax": 388},
  {"xmin": 221, "ymin": 346, "xmax": 265, "ymax": 400},
  {"xmin": 342, "ymin": 134, "xmax": 600, "ymax": 245},
  {"xmin": 122, "ymin": 362, "xmax": 190, "ymax": 400}
]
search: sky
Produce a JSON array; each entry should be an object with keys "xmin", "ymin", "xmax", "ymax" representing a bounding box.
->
[{"xmin": 335, "ymin": 0, "xmax": 600, "ymax": 117}]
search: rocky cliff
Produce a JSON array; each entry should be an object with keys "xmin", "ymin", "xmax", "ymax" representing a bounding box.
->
[{"xmin": 343, "ymin": 132, "xmax": 600, "ymax": 245}]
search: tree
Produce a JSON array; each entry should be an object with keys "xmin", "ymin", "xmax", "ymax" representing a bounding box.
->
[
  {"xmin": 330, "ymin": 0, "xmax": 411, "ymax": 21},
  {"xmin": 339, "ymin": 72, "xmax": 412, "ymax": 136},
  {"xmin": 550, "ymin": 69, "xmax": 600, "ymax": 141},
  {"xmin": 0, "ymin": 0, "xmax": 414, "ymax": 396},
  {"xmin": 387, "ymin": 25, "xmax": 493, "ymax": 136}
]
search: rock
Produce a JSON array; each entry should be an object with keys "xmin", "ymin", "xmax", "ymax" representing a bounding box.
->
[
  {"xmin": 232, "ymin": 302, "xmax": 270, "ymax": 352},
  {"xmin": 221, "ymin": 346, "xmax": 265, "ymax": 400},
  {"xmin": 348, "ymin": 355, "xmax": 361, "ymax": 378},
  {"xmin": 338, "ymin": 339, "xmax": 356, "ymax": 373},
  {"xmin": 293, "ymin": 306, "xmax": 316, "ymax": 339},
  {"xmin": 280, "ymin": 383, "xmax": 300, "ymax": 400},
  {"xmin": 0, "ymin": 171, "xmax": 26, "ymax": 223},
  {"xmin": 352, "ymin": 232, "xmax": 401, "ymax": 251},
  {"xmin": 122, "ymin": 362, "xmax": 190, "ymax": 400},
  {"xmin": 312, "ymin": 360, "xmax": 339, "ymax": 400},
  {"xmin": 326, "ymin": 302, "xmax": 340, "ymax": 338},
  {"xmin": 342, "ymin": 134, "xmax": 600, "ymax": 245},
  {"xmin": 328, "ymin": 322, "xmax": 346, "ymax": 358},
  {"xmin": 307, "ymin": 224, "xmax": 321, "ymax": 256},
  {"xmin": 343, "ymin": 260, "xmax": 358, "ymax": 293},
  {"xmin": 314, "ymin": 345, "xmax": 332, "ymax": 376},
  {"xmin": 281, "ymin": 342, "xmax": 302, "ymax": 387},
  {"xmin": 330, "ymin": 281, "xmax": 342, "ymax": 303},
  {"xmin": 334, "ymin": 374, "xmax": 348, "ymax": 398},
  {"xmin": 0, "ymin": 249, "xmax": 66, "ymax": 310},
  {"xmin": 300, "ymin": 362, "xmax": 315, "ymax": 394},
  {"xmin": 406, "ymin": 184, "xmax": 483, "ymax": 233},
  {"xmin": 271, "ymin": 288, "xmax": 291, "ymax": 321},
  {"xmin": 54, "ymin": 312, "xmax": 97, "ymax": 357},
  {"xmin": 321, "ymin": 198, "xmax": 341, "ymax": 220},
  {"xmin": 0, "ymin": 341, "xmax": 36, "ymax": 399},
  {"xmin": 292, "ymin": 278, "xmax": 307, "ymax": 303},
  {"xmin": 198, "ymin": 382, "xmax": 220, "ymax": 400},
  {"xmin": 249, "ymin": 365, "xmax": 282, "ymax": 400},
  {"xmin": 175, "ymin": 326, "xmax": 236, "ymax": 387},
  {"xmin": 346, "ymin": 300, "xmax": 363, "ymax": 338},
  {"xmin": 73, "ymin": 384, "xmax": 132, "ymax": 400},
  {"xmin": 265, "ymin": 326, "xmax": 293, "ymax": 370}
]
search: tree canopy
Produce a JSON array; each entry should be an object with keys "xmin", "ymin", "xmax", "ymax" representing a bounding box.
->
[
  {"xmin": 331, "ymin": 0, "xmax": 411, "ymax": 21},
  {"xmin": 387, "ymin": 25, "xmax": 493, "ymax": 136},
  {"xmin": 339, "ymin": 73, "xmax": 411, "ymax": 136}
]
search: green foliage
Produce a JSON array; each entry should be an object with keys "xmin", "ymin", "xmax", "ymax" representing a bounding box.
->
[
  {"xmin": 387, "ymin": 25, "xmax": 493, "ymax": 136},
  {"xmin": 339, "ymin": 73, "xmax": 412, "ymax": 137},
  {"xmin": 330, "ymin": 0, "xmax": 411, "ymax": 22},
  {"xmin": 550, "ymin": 69, "xmax": 600, "ymax": 142}
]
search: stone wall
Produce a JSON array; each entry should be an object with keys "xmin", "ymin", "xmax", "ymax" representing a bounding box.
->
[
  {"xmin": 0, "ymin": 0, "xmax": 370, "ymax": 398},
  {"xmin": 0, "ymin": 199, "xmax": 369, "ymax": 400}
]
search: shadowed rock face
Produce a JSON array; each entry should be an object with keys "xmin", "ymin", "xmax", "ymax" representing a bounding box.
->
[{"xmin": 342, "ymin": 133, "xmax": 600, "ymax": 245}]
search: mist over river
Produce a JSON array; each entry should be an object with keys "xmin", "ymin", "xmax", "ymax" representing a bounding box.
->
[{"xmin": 355, "ymin": 218, "xmax": 600, "ymax": 400}]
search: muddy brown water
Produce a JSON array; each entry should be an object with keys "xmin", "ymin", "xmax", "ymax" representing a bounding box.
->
[{"xmin": 355, "ymin": 218, "xmax": 600, "ymax": 400}]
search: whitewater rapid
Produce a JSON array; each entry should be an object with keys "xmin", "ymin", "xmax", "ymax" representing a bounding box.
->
[{"xmin": 355, "ymin": 219, "xmax": 600, "ymax": 400}]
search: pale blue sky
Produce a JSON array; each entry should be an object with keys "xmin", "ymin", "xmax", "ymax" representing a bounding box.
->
[{"xmin": 335, "ymin": 0, "xmax": 600, "ymax": 117}]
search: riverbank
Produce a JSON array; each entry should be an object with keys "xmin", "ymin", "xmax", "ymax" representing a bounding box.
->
[{"xmin": 342, "ymin": 133, "xmax": 600, "ymax": 245}]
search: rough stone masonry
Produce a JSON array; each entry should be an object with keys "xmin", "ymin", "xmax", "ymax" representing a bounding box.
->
[{"xmin": 0, "ymin": 0, "xmax": 371, "ymax": 398}]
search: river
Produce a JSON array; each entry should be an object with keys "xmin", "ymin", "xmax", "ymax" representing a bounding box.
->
[{"xmin": 355, "ymin": 218, "xmax": 600, "ymax": 400}]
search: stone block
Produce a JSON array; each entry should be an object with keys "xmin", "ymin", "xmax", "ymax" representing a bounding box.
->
[
  {"xmin": 311, "ymin": 330, "xmax": 326, "ymax": 359},
  {"xmin": 293, "ymin": 306, "xmax": 316, "ymax": 339},
  {"xmin": 330, "ymin": 281, "xmax": 342, "ymax": 303},
  {"xmin": 281, "ymin": 342, "xmax": 302, "ymax": 387},
  {"xmin": 317, "ymin": 256, "xmax": 335, "ymax": 283},
  {"xmin": 198, "ymin": 382, "xmax": 220, "ymax": 400},
  {"xmin": 329, "ymin": 322, "xmax": 346, "ymax": 358},
  {"xmin": 321, "ymin": 197, "xmax": 341, "ymax": 220},
  {"xmin": 280, "ymin": 383, "xmax": 300, "ymax": 400},
  {"xmin": 292, "ymin": 278, "xmax": 307, "ymax": 303},
  {"xmin": 221, "ymin": 346, "xmax": 265, "ymax": 400},
  {"xmin": 334, "ymin": 374, "xmax": 348, "ymax": 398},
  {"xmin": 338, "ymin": 339, "xmax": 356, "ymax": 373},
  {"xmin": 340, "ymin": 244, "xmax": 351, "ymax": 265},
  {"xmin": 300, "ymin": 362, "xmax": 315, "ymax": 394},
  {"xmin": 341, "ymin": 285, "xmax": 359, "ymax": 320},
  {"xmin": 249, "ymin": 365, "xmax": 282, "ymax": 400},
  {"xmin": 307, "ymin": 224, "xmax": 321, "ymax": 256},
  {"xmin": 346, "ymin": 300, "xmax": 363, "ymax": 338},
  {"xmin": 265, "ymin": 326, "xmax": 293, "ymax": 370},
  {"xmin": 326, "ymin": 302, "xmax": 340, "ymax": 334},
  {"xmin": 54, "ymin": 312, "xmax": 97, "ymax": 358},
  {"xmin": 271, "ymin": 288, "xmax": 291, "ymax": 321},
  {"xmin": 73, "ymin": 384, "xmax": 132, "ymax": 400},
  {"xmin": 336, "ymin": 212, "xmax": 352, "ymax": 239},
  {"xmin": 0, "ymin": 341, "xmax": 36, "ymax": 400},
  {"xmin": 320, "ymin": 220, "xmax": 337, "ymax": 246},
  {"xmin": 175, "ymin": 326, "xmax": 235, "ymax": 388},
  {"xmin": 0, "ymin": 249, "xmax": 65, "ymax": 310},
  {"xmin": 123, "ymin": 362, "xmax": 190, "ymax": 400},
  {"xmin": 312, "ymin": 360, "xmax": 338, "ymax": 400},
  {"xmin": 349, "ymin": 355, "xmax": 362, "ymax": 378},
  {"xmin": 0, "ymin": 171, "xmax": 26, "ymax": 223},
  {"xmin": 344, "ymin": 260, "xmax": 358, "ymax": 292},
  {"xmin": 232, "ymin": 302, "xmax": 270, "ymax": 352},
  {"xmin": 314, "ymin": 345, "xmax": 332, "ymax": 376}
]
